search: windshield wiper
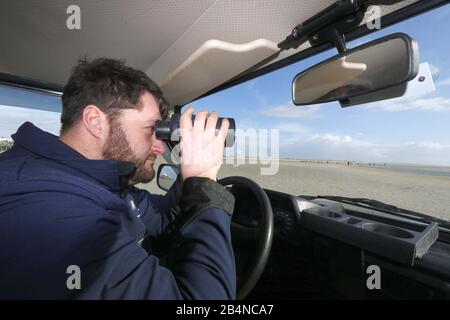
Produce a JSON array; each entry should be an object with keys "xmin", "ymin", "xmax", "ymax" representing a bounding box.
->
[{"xmin": 315, "ymin": 195, "xmax": 450, "ymax": 228}]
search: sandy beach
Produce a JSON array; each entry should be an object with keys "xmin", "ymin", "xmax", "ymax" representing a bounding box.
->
[{"xmin": 140, "ymin": 158, "xmax": 450, "ymax": 221}]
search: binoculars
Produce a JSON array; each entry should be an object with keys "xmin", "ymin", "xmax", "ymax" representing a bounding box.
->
[{"xmin": 155, "ymin": 113, "xmax": 236, "ymax": 147}]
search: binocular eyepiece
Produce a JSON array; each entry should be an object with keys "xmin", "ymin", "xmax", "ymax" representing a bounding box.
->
[{"xmin": 155, "ymin": 113, "xmax": 236, "ymax": 147}]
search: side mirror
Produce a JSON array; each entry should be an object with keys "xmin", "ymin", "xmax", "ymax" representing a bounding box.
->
[
  {"xmin": 292, "ymin": 33, "xmax": 419, "ymax": 106},
  {"xmin": 157, "ymin": 164, "xmax": 180, "ymax": 191}
]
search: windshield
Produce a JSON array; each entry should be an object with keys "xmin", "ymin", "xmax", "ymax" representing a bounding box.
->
[
  {"xmin": 1, "ymin": 4, "xmax": 449, "ymax": 225},
  {"xmin": 191, "ymin": 4, "xmax": 450, "ymax": 223}
]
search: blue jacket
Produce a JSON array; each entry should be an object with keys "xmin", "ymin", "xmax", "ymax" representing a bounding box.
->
[{"xmin": 0, "ymin": 122, "xmax": 236, "ymax": 299}]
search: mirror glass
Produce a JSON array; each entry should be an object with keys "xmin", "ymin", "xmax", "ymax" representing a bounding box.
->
[
  {"xmin": 293, "ymin": 35, "xmax": 417, "ymax": 105},
  {"xmin": 157, "ymin": 164, "xmax": 180, "ymax": 191}
]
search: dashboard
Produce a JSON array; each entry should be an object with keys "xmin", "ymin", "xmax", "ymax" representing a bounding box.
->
[
  {"xmin": 229, "ymin": 185, "xmax": 450, "ymax": 285},
  {"xmin": 229, "ymin": 186, "xmax": 450, "ymax": 299},
  {"xmin": 230, "ymin": 187, "xmax": 305, "ymax": 245}
]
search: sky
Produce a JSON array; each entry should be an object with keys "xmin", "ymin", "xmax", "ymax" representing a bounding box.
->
[{"xmin": 1, "ymin": 4, "xmax": 450, "ymax": 166}]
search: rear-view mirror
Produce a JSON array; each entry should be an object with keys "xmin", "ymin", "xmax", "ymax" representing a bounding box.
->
[{"xmin": 292, "ymin": 33, "xmax": 419, "ymax": 106}]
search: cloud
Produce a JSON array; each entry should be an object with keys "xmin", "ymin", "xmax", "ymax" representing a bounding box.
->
[
  {"xmin": 224, "ymin": 115, "xmax": 450, "ymax": 166},
  {"xmin": 366, "ymin": 96, "xmax": 450, "ymax": 112},
  {"xmin": 234, "ymin": 118, "xmax": 266, "ymax": 131},
  {"xmin": 0, "ymin": 105, "xmax": 61, "ymax": 138},
  {"xmin": 245, "ymin": 79, "xmax": 257, "ymax": 90},
  {"xmin": 261, "ymin": 101, "xmax": 322, "ymax": 118},
  {"xmin": 277, "ymin": 125, "xmax": 450, "ymax": 166},
  {"xmin": 403, "ymin": 141, "xmax": 446, "ymax": 150},
  {"xmin": 284, "ymin": 132, "xmax": 387, "ymax": 160},
  {"xmin": 272, "ymin": 122, "xmax": 308, "ymax": 134},
  {"xmin": 245, "ymin": 79, "xmax": 268, "ymax": 106},
  {"xmin": 436, "ymin": 78, "xmax": 450, "ymax": 87}
]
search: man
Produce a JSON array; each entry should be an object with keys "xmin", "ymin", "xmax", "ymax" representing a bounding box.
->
[{"xmin": 0, "ymin": 58, "xmax": 236, "ymax": 299}]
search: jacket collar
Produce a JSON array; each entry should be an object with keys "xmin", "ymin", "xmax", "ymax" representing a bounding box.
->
[{"xmin": 12, "ymin": 122, "xmax": 136, "ymax": 191}]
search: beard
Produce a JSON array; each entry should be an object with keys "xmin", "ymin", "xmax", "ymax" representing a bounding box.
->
[{"xmin": 102, "ymin": 120, "xmax": 155, "ymax": 185}]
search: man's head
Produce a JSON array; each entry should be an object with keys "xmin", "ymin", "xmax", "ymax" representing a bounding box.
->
[{"xmin": 61, "ymin": 58, "xmax": 169, "ymax": 184}]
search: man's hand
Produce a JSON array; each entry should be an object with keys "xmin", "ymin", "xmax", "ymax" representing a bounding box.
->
[{"xmin": 179, "ymin": 107, "xmax": 229, "ymax": 181}]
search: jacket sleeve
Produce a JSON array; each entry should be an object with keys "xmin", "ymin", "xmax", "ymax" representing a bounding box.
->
[
  {"xmin": 13, "ymin": 178, "xmax": 236, "ymax": 299},
  {"xmin": 91, "ymin": 177, "xmax": 236, "ymax": 299},
  {"xmin": 129, "ymin": 174, "xmax": 183, "ymax": 237}
]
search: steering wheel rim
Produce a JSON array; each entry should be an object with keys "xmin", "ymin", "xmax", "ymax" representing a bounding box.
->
[{"xmin": 218, "ymin": 176, "xmax": 274, "ymax": 300}]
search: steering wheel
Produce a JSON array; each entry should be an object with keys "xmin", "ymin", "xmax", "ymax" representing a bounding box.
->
[{"xmin": 218, "ymin": 176, "xmax": 274, "ymax": 300}]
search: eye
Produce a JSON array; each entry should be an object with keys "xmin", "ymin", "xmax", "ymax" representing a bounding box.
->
[{"xmin": 146, "ymin": 126, "xmax": 155, "ymax": 135}]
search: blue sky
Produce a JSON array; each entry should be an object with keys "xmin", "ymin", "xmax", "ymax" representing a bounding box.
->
[{"xmin": 1, "ymin": 4, "xmax": 450, "ymax": 166}]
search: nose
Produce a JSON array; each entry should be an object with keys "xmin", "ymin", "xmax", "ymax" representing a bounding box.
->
[{"xmin": 151, "ymin": 135, "xmax": 166, "ymax": 156}]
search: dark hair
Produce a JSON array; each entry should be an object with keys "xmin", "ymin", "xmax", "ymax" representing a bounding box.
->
[{"xmin": 61, "ymin": 57, "xmax": 169, "ymax": 133}]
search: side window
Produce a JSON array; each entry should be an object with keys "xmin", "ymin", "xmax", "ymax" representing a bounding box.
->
[{"xmin": 0, "ymin": 84, "xmax": 62, "ymax": 151}]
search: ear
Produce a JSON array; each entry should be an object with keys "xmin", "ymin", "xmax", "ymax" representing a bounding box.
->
[{"xmin": 82, "ymin": 105, "xmax": 109, "ymax": 139}]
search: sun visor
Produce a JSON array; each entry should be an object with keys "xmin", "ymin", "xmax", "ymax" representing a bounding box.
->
[{"xmin": 153, "ymin": 39, "xmax": 278, "ymax": 106}]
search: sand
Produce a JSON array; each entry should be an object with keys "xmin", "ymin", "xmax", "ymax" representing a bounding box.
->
[{"xmin": 140, "ymin": 158, "xmax": 450, "ymax": 221}]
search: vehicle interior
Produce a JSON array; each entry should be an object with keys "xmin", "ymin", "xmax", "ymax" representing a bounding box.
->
[{"xmin": 1, "ymin": 0, "xmax": 449, "ymax": 300}]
